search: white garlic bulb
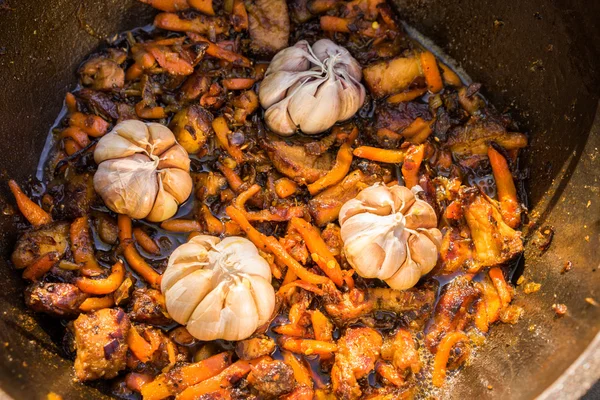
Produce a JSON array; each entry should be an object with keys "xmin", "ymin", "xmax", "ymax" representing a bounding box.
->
[
  {"xmin": 339, "ymin": 184, "xmax": 442, "ymax": 290},
  {"xmin": 161, "ymin": 235, "xmax": 275, "ymax": 341},
  {"xmin": 259, "ymin": 39, "xmax": 366, "ymax": 136},
  {"xmin": 93, "ymin": 120, "xmax": 192, "ymax": 222}
]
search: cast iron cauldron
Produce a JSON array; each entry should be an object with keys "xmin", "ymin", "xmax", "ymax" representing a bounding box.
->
[{"xmin": 0, "ymin": 0, "xmax": 598, "ymax": 399}]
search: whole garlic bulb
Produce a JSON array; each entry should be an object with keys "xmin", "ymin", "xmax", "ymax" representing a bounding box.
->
[
  {"xmin": 161, "ymin": 235, "xmax": 275, "ymax": 341},
  {"xmin": 93, "ymin": 120, "xmax": 192, "ymax": 222},
  {"xmin": 339, "ymin": 184, "xmax": 442, "ymax": 290},
  {"xmin": 259, "ymin": 39, "xmax": 366, "ymax": 136}
]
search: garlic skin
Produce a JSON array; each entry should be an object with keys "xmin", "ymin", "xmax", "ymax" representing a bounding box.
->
[
  {"xmin": 339, "ymin": 184, "xmax": 442, "ymax": 290},
  {"xmin": 93, "ymin": 120, "xmax": 192, "ymax": 221},
  {"xmin": 259, "ymin": 39, "xmax": 365, "ymax": 136},
  {"xmin": 161, "ymin": 235, "xmax": 275, "ymax": 341}
]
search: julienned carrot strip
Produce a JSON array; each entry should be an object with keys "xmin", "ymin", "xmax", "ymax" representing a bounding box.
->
[
  {"xmin": 222, "ymin": 78, "xmax": 255, "ymax": 90},
  {"xmin": 488, "ymin": 146, "xmax": 521, "ymax": 228},
  {"xmin": 308, "ymin": 0, "xmax": 338, "ymax": 14},
  {"xmin": 259, "ymin": 250, "xmax": 282, "ymax": 280},
  {"xmin": 160, "ymin": 219, "xmax": 202, "ymax": 232},
  {"xmin": 401, "ymin": 144, "xmax": 425, "ymax": 189},
  {"xmin": 79, "ymin": 296, "xmax": 114, "ymax": 312},
  {"xmin": 279, "ymin": 337, "xmax": 337, "ymax": 356},
  {"xmin": 126, "ymin": 372, "xmax": 154, "ymax": 393},
  {"xmin": 65, "ymin": 92, "xmax": 78, "ymax": 114},
  {"xmin": 439, "ymin": 63, "xmax": 462, "ymax": 86},
  {"xmin": 275, "ymin": 178, "xmax": 298, "ymax": 198},
  {"xmin": 281, "ymin": 351, "xmax": 314, "ymax": 388},
  {"xmin": 22, "ymin": 252, "xmax": 59, "ymax": 281},
  {"xmin": 8, "ymin": 180, "xmax": 52, "ymax": 227},
  {"xmin": 489, "ymin": 267, "xmax": 512, "ymax": 308},
  {"xmin": 277, "ymin": 281, "xmax": 326, "ymax": 297},
  {"xmin": 432, "ymin": 332, "xmax": 468, "ymax": 387},
  {"xmin": 401, "ymin": 117, "xmax": 430, "ymax": 138},
  {"xmin": 133, "ymin": 228, "xmax": 161, "ymax": 255},
  {"xmin": 118, "ymin": 215, "xmax": 162, "ymax": 289},
  {"xmin": 273, "ymin": 324, "xmax": 310, "ymax": 337},
  {"xmin": 189, "ymin": 0, "xmax": 215, "ymax": 15},
  {"xmin": 307, "ymin": 128, "xmax": 358, "ymax": 195},
  {"xmin": 213, "ymin": 116, "xmax": 244, "ymax": 163},
  {"xmin": 140, "ymin": 352, "xmax": 231, "ymax": 400},
  {"xmin": 226, "ymin": 206, "xmax": 330, "ymax": 285},
  {"xmin": 200, "ymin": 204, "xmax": 224, "ymax": 235},
  {"xmin": 64, "ymin": 138, "xmax": 82, "ymax": 156},
  {"xmin": 76, "ymin": 261, "xmax": 125, "ymax": 295},
  {"xmin": 282, "ymin": 267, "xmax": 297, "ymax": 286},
  {"xmin": 375, "ymin": 360, "xmax": 405, "ymax": 386},
  {"xmin": 70, "ymin": 216, "xmax": 104, "ymax": 276},
  {"xmin": 135, "ymin": 102, "xmax": 167, "ymax": 119},
  {"xmin": 128, "ymin": 326, "xmax": 155, "ymax": 363},
  {"xmin": 187, "ymin": 33, "xmax": 252, "ymax": 67},
  {"xmin": 419, "ymin": 51, "xmax": 443, "ymax": 93},
  {"xmin": 320, "ymin": 16, "xmax": 351, "ymax": 32},
  {"xmin": 61, "ymin": 127, "xmax": 91, "ymax": 148},
  {"xmin": 289, "ymin": 218, "xmax": 344, "ymax": 287},
  {"xmin": 216, "ymin": 162, "xmax": 244, "ymax": 192},
  {"xmin": 310, "ymin": 310, "xmax": 333, "ymax": 342},
  {"xmin": 69, "ymin": 112, "xmax": 109, "ymax": 137},
  {"xmin": 353, "ymin": 146, "xmax": 406, "ymax": 164},
  {"xmin": 474, "ymin": 298, "xmax": 489, "ymax": 333},
  {"xmin": 387, "ymin": 87, "xmax": 427, "ymax": 104},
  {"xmin": 231, "ymin": 0, "xmax": 248, "ymax": 31},
  {"xmin": 176, "ymin": 360, "xmax": 253, "ymax": 400},
  {"xmin": 138, "ymin": 0, "xmax": 189, "ymax": 12}
]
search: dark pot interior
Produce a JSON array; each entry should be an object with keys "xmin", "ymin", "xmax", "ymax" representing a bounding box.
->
[{"xmin": 0, "ymin": 0, "xmax": 598, "ymax": 399}]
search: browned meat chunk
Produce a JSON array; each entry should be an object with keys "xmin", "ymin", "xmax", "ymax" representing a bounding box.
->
[
  {"xmin": 11, "ymin": 222, "xmax": 70, "ymax": 269},
  {"xmin": 308, "ymin": 170, "xmax": 380, "ymax": 226},
  {"xmin": 55, "ymin": 173, "xmax": 98, "ymax": 220},
  {"xmin": 440, "ymin": 226, "xmax": 475, "ymax": 273},
  {"xmin": 25, "ymin": 282, "xmax": 87, "ymax": 318},
  {"xmin": 262, "ymin": 133, "xmax": 334, "ymax": 185},
  {"xmin": 445, "ymin": 118, "xmax": 527, "ymax": 156},
  {"xmin": 235, "ymin": 335, "xmax": 276, "ymax": 360},
  {"xmin": 331, "ymin": 327, "xmax": 382, "ymax": 400},
  {"xmin": 247, "ymin": 359, "xmax": 295, "ymax": 398},
  {"xmin": 321, "ymin": 223, "xmax": 343, "ymax": 257},
  {"xmin": 370, "ymin": 286, "xmax": 436, "ymax": 317},
  {"xmin": 363, "ymin": 56, "xmax": 423, "ymax": 98},
  {"xmin": 375, "ymin": 102, "xmax": 431, "ymax": 133},
  {"xmin": 246, "ymin": 0, "xmax": 290, "ymax": 55},
  {"xmin": 381, "ymin": 329, "xmax": 421, "ymax": 375},
  {"xmin": 425, "ymin": 275, "xmax": 478, "ymax": 351},
  {"xmin": 79, "ymin": 50, "xmax": 126, "ymax": 91},
  {"xmin": 127, "ymin": 325, "xmax": 185, "ymax": 373},
  {"xmin": 74, "ymin": 308, "xmax": 130, "ymax": 381},
  {"xmin": 128, "ymin": 288, "xmax": 172, "ymax": 326}
]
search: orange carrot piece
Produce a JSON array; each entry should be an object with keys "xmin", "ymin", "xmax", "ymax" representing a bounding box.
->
[
  {"xmin": 118, "ymin": 215, "xmax": 162, "ymax": 289},
  {"xmin": 432, "ymin": 332, "xmax": 468, "ymax": 387},
  {"xmin": 22, "ymin": 252, "xmax": 59, "ymax": 281},
  {"xmin": 141, "ymin": 352, "xmax": 231, "ymax": 400},
  {"xmin": 387, "ymin": 87, "xmax": 427, "ymax": 104},
  {"xmin": 231, "ymin": 0, "xmax": 248, "ymax": 31},
  {"xmin": 160, "ymin": 219, "xmax": 202, "ymax": 232},
  {"xmin": 133, "ymin": 228, "xmax": 161, "ymax": 255},
  {"xmin": 138, "ymin": 0, "xmax": 189, "ymax": 12},
  {"xmin": 65, "ymin": 92, "xmax": 78, "ymax": 114},
  {"xmin": 289, "ymin": 217, "xmax": 344, "ymax": 287},
  {"xmin": 281, "ymin": 351, "xmax": 314, "ymax": 388},
  {"xmin": 401, "ymin": 144, "xmax": 425, "ymax": 189},
  {"xmin": 375, "ymin": 360, "xmax": 405, "ymax": 386},
  {"xmin": 489, "ymin": 267, "xmax": 512, "ymax": 308},
  {"xmin": 128, "ymin": 326, "xmax": 155, "ymax": 363},
  {"xmin": 307, "ymin": 128, "xmax": 358, "ymax": 195},
  {"xmin": 79, "ymin": 295, "xmax": 114, "ymax": 312},
  {"xmin": 71, "ymin": 216, "xmax": 103, "ymax": 276},
  {"xmin": 188, "ymin": 33, "xmax": 252, "ymax": 67},
  {"xmin": 61, "ymin": 127, "xmax": 90, "ymax": 148},
  {"xmin": 279, "ymin": 337, "xmax": 337, "ymax": 356},
  {"xmin": 216, "ymin": 162, "xmax": 244, "ymax": 192},
  {"xmin": 353, "ymin": 146, "xmax": 406, "ymax": 164},
  {"xmin": 474, "ymin": 298, "xmax": 489, "ymax": 333},
  {"xmin": 308, "ymin": 0, "xmax": 338, "ymax": 13},
  {"xmin": 126, "ymin": 372, "xmax": 154, "ymax": 393},
  {"xmin": 177, "ymin": 360, "xmax": 253, "ymax": 400},
  {"xmin": 147, "ymin": 46, "xmax": 194, "ymax": 76},
  {"xmin": 189, "ymin": 0, "xmax": 215, "ymax": 15},
  {"xmin": 282, "ymin": 267, "xmax": 297, "ymax": 286},
  {"xmin": 225, "ymin": 206, "xmax": 268, "ymax": 251},
  {"xmin": 69, "ymin": 112, "xmax": 109, "ymax": 137},
  {"xmin": 135, "ymin": 102, "xmax": 167, "ymax": 119},
  {"xmin": 278, "ymin": 281, "xmax": 326, "ymax": 297},
  {"xmin": 275, "ymin": 178, "xmax": 298, "ymax": 199},
  {"xmin": 282, "ymin": 387, "xmax": 314, "ymax": 400},
  {"xmin": 401, "ymin": 117, "xmax": 429, "ymax": 138},
  {"xmin": 419, "ymin": 51, "xmax": 443, "ymax": 93},
  {"xmin": 222, "ymin": 78, "xmax": 255, "ymax": 90},
  {"xmin": 488, "ymin": 146, "xmax": 521, "ymax": 228},
  {"xmin": 273, "ymin": 324, "xmax": 310, "ymax": 337},
  {"xmin": 201, "ymin": 204, "xmax": 225, "ymax": 235},
  {"xmin": 63, "ymin": 138, "xmax": 82, "ymax": 156},
  {"xmin": 213, "ymin": 116, "xmax": 244, "ymax": 164},
  {"xmin": 439, "ymin": 63, "xmax": 462, "ymax": 87},
  {"xmin": 311, "ymin": 310, "xmax": 333, "ymax": 342},
  {"xmin": 76, "ymin": 261, "xmax": 125, "ymax": 295},
  {"xmin": 8, "ymin": 180, "xmax": 52, "ymax": 227},
  {"xmin": 320, "ymin": 16, "xmax": 350, "ymax": 32}
]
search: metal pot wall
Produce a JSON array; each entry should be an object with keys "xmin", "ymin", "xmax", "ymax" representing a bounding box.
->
[{"xmin": 0, "ymin": 0, "xmax": 598, "ymax": 398}]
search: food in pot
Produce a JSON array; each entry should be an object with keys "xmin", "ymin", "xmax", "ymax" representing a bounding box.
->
[{"xmin": 6, "ymin": 0, "xmax": 530, "ymax": 397}]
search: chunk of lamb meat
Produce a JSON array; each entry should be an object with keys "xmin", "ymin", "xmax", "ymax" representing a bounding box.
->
[
  {"xmin": 79, "ymin": 49, "xmax": 126, "ymax": 91},
  {"xmin": 235, "ymin": 335, "xmax": 276, "ymax": 360},
  {"xmin": 445, "ymin": 117, "xmax": 527, "ymax": 157},
  {"xmin": 245, "ymin": 0, "xmax": 290, "ymax": 55},
  {"xmin": 262, "ymin": 132, "xmax": 334, "ymax": 185},
  {"xmin": 247, "ymin": 359, "xmax": 295, "ymax": 398},
  {"xmin": 380, "ymin": 329, "xmax": 421, "ymax": 375},
  {"xmin": 128, "ymin": 288, "xmax": 172, "ymax": 325},
  {"xmin": 331, "ymin": 327, "xmax": 383, "ymax": 400},
  {"xmin": 363, "ymin": 55, "xmax": 423, "ymax": 98},
  {"xmin": 11, "ymin": 222, "xmax": 70, "ymax": 269},
  {"xmin": 74, "ymin": 308, "xmax": 131, "ymax": 381},
  {"xmin": 25, "ymin": 282, "xmax": 88, "ymax": 318}
]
